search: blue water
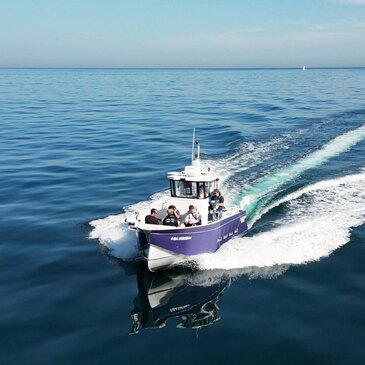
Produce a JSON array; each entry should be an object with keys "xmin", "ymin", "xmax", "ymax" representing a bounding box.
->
[{"xmin": 1, "ymin": 68, "xmax": 365, "ymax": 365}]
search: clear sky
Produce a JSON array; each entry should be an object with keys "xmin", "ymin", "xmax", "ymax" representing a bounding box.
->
[{"xmin": 1, "ymin": 0, "xmax": 365, "ymax": 68}]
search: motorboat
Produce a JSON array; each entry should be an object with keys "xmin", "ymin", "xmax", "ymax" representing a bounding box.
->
[
  {"xmin": 129, "ymin": 269, "xmax": 229, "ymax": 334},
  {"xmin": 126, "ymin": 130, "xmax": 248, "ymax": 271}
]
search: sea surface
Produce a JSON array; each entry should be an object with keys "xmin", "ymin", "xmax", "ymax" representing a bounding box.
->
[{"xmin": 1, "ymin": 68, "xmax": 365, "ymax": 365}]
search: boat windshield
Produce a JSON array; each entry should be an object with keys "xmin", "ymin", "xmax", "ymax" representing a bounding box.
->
[{"xmin": 170, "ymin": 180, "xmax": 214, "ymax": 199}]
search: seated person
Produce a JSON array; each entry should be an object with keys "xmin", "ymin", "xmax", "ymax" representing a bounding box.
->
[
  {"xmin": 209, "ymin": 189, "xmax": 225, "ymax": 221},
  {"xmin": 145, "ymin": 208, "xmax": 160, "ymax": 225},
  {"xmin": 162, "ymin": 205, "xmax": 179, "ymax": 227},
  {"xmin": 184, "ymin": 205, "xmax": 201, "ymax": 227}
]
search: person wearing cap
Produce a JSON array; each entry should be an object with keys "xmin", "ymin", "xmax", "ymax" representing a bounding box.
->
[
  {"xmin": 209, "ymin": 189, "xmax": 225, "ymax": 221},
  {"xmin": 145, "ymin": 208, "xmax": 160, "ymax": 225},
  {"xmin": 184, "ymin": 205, "xmax": 201, "ymax": 227}
]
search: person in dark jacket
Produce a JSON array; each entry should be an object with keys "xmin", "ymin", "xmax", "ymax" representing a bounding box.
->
[
  {"xmin": 145, "ymin": 208, "xmax": 160, "ymax": 225},
  {"xmin": 163, "ymin": 205, "xmax": 179, "ymax": 227},
  {"xmin": 209, "ymin": 189, "xmax": 225, "ymax": 221}
]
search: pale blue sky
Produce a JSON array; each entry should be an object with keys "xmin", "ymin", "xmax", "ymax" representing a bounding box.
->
[{"xmin": 1, "ymin": 0, "xmax": 365, "ymax": 67}]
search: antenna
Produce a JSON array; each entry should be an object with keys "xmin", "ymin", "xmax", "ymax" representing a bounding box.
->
[{"xmin": 191, "ymin": 128, "xmax": 195, "ymax": 164}]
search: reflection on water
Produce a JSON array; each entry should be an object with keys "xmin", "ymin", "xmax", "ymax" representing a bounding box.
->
[
  {"xmin": 116, "ymin": 259, "xmax": 290, "ymax": 335},
  {"xmin": 129, "ymin": 268, "xmax": 230, "ymax": 334}
]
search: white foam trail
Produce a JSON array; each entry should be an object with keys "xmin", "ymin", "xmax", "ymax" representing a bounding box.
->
[
  {"xmin": 205, "ymin": 137, "xmax": 291, "ymax": 206},
  {"xmin": 250, "ymin": 172, "xmax": 365, "ymax": 226},
  {"xmin": 239, "ymin": 124, "xmax": 365, "ymax": 217},
  {"xmin": 196, "ymin": 172, "xmax": 365, "ymax": 271},
  {"xmin": 184, "ymin": 265, "xmax": 290, "ymax": 282},
  {"xmin": 89, "ymin": 214, "xmax": 138, "ymax": 260},
  {"xmin": 89, "ymin": 190, "xmax": 171, "ymax": 259},
  {"xmin": 182, "ymin": 266, "xmax": 289, "ymax": 285}
]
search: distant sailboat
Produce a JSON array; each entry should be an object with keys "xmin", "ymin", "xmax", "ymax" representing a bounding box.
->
[{"xmin": 302, "ymin": 65, "xmax": 306, "ymax": 71}]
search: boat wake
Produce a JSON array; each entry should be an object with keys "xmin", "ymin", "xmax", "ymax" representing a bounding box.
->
[
  {"xmin": 195, "ymin": 171, "xmax": 365, "ymax": 271},
  {"xmin": 89, "ymin": 123, "xmax": 365, "ymax": 277},
  {"xmin": 237, "ymin": 124, "xmax": 365, "ymax": 220}
]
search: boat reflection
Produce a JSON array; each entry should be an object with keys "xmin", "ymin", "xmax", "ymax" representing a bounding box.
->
[{"xmin": 129, "ymin": 268, "xmax": 230, "ymax": 334}]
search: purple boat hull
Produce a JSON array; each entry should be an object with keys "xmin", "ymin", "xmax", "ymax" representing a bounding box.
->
[{"xmin": 137, "ymin": 210, "xmax": 248, "ymax": 256}]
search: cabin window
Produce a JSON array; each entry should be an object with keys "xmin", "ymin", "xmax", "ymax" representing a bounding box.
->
[
  {"xmin": 203, "ymin": 180, "xmax": 218, "ymax": 197},
  {"xmin": 170, "ymin": 180, "xmax": 175, "ymax": 197},
  {"xmin": 198, "ymin": 183, "xmax": 205, "ymax": 198},
  {"xmin": 170, "ymin": 180, "xmax": 214, "ymax": 199},
  {"xmin": 204, "ymin": 182, "xmax": 211, "ymax": 198},
  {"xmin": 170, "ymin": 180, "xmax": 197, "ymax": 198},
  {"xmin": 198, "ymin": 182, "xmax": 211, "ymax": 199}
]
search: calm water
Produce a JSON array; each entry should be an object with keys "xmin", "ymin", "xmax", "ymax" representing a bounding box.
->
[{"xmin": 1, "ymin": 68, "xmax": 365, "ymax": 365}]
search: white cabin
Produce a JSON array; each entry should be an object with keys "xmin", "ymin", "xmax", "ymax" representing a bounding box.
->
[{"xmin": 163, "ymin": 159, "xmax": 219, "ymax": 225}]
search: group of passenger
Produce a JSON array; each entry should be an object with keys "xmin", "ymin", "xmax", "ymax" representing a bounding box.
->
[
  {"xmin": 144, "ymin": 189, "xmax": 224, "ymax": 227},
  {"xmin": 145, "ymin": 204, "xmax": 201, "ymax": 227}
]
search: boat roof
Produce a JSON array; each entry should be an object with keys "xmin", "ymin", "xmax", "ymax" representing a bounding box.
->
[{"xmin": 167, "ymin": 161, "xmax": 218, "ymax": 182}]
